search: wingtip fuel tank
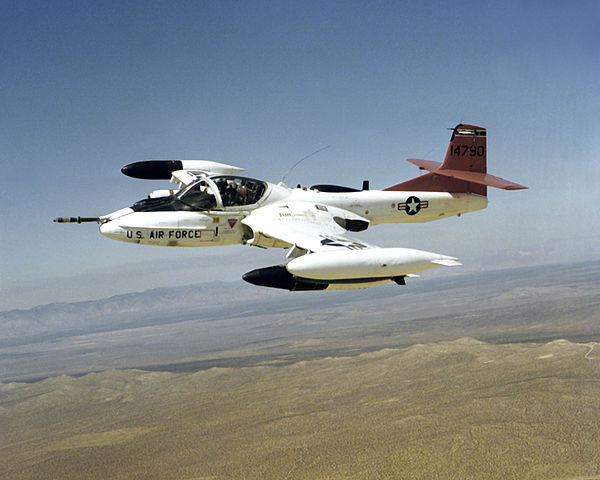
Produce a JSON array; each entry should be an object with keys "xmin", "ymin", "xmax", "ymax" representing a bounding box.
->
[
  {"xmin": 121, "ymin": 160, "xmax": 244, "ymax": 180},
  {"xmin": 243, "ymin": 247, "xmax": 460, "ymax": 291}
]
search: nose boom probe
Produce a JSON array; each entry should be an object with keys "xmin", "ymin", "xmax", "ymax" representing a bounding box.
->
[{"xmin": 54, "ymin": 217, "xmax": 100, "ymax": 224}]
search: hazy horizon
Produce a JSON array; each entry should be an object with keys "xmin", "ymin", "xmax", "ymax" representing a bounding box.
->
[
  {"xmin": 2, "ymin": 234, "xmax": 599, "ymax": 311},
  {"xmin": 1, "ymin": 1, "xmax": 598, "ymax": 309}
]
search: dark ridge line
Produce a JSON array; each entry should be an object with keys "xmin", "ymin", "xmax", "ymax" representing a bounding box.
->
[{"xmin": 5, "ymin": 333, "xmax": 597, "ymax": 384}]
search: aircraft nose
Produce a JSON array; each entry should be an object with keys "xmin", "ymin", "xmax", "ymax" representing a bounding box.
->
[
  {"xmin": 102, "ymin": 207, "xmax": 134, "ymax": 222},
  {"xmin": 98, "ymin": 208, "xmax": 134, "ymax": 241},
  {"xmin": 99, "ymin": 220, "xmax": 125, "ymax": 240}
]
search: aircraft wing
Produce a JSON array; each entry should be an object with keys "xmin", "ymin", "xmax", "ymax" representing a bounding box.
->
[
  {"xmin": 241, "ymin": 202, "xmax": 461, "ymax": 291},
  {"xmin": 241, "ymin": 202, "xmax": 374, "ymax": 253}
]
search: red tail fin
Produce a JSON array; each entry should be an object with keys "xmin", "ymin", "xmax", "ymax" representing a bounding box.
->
[
  {"xmin": 441, "ymin": 124, "xmax": 487, "ymax": 173},
  {"xmin": 385, "ymin": 124, "xmax": 526, "ymax": 195}
]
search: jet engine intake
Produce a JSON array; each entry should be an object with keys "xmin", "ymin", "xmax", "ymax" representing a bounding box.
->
[{"xmin": 333, "ymin": 216, "xmax": 369, "ymax": 232}]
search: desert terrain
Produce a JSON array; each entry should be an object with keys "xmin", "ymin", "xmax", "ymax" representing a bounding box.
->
[{"xmin": 1, "ymin": 261, "xmax": 599, "ymax": 479}]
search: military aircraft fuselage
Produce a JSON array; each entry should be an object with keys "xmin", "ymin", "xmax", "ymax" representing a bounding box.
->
[{"xmin": 99, "ymin": 179, "xmax": 487, "ymax": 247}]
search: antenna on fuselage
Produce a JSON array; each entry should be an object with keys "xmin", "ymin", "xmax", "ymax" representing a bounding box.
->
[{"xmin": 281, "ymin": 145, "xmax": 330, "ymax": 185}]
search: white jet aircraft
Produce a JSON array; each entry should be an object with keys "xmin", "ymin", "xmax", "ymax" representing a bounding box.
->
[{"xmin": 55, "ymin": 124, "xmax": 527, "ymax": 290}]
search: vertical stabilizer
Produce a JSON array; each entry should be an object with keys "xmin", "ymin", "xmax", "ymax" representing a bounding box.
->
[
  {"xmin": 385, "ymin": 124, "xmax": 526, "ymax": 194},
  {"xmin": 440, "ymin": 124, "xmax": 486, "ymax": 173}
]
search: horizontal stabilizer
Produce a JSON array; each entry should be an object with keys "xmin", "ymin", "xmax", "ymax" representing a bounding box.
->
[
  {"xmin": 387, "ymin": 124, "xmax": 527, "ymax": 194},
  {"xmin": 407, "ymin": 158, "xmax": 527, "ymax": 191}
]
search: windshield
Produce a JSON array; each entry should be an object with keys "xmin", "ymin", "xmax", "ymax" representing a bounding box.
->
[
  {"xmin": 177, "ymin": 179, "xmax": 217, "ymax": 210},
  {"xmin": 212, "ymin": 176, "xmax": 267, "ymax": 207}
]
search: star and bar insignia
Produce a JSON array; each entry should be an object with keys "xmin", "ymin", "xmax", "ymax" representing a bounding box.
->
[{"xmin": 398, "ymin": 196, "xmax": 429, "ymax": 215}]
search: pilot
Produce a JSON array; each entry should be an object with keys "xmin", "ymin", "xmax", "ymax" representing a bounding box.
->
[
  {"xmin": 224, "ymin": 180, "xmax": 239, "ymax": 206},
  {"xmin": 215, "ymin": 177, "xmax": 228, "ymax": 193},
  {"xmin": 237, "ymin": 184, "xmax": 247, "ymax": 205}
]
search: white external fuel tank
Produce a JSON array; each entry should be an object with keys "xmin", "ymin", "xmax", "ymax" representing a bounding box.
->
[{"xmin": 286, "ymin": 248, "xmax": 461, "ymax": 280}]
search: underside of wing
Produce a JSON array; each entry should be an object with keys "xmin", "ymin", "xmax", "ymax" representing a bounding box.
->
[
  {"xmin": 240, "ymin": 202, "xmax": 373, "ymax": 254},
  {"xmin": 240, "ymin": 202, "xmax": 461, "ymax": 291}
]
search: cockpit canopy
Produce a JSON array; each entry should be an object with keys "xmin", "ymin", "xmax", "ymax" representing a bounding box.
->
[
  {"xmin": 177, "ymin": 179, "xmax": 217, "ymax": 210},
  {"xmin": 212, "ymin": 176, "xmax": 268, "ymax": 207},
  {"xmin": 131, "ymin": 175, "xmax": 268, "ymax": 213},
  {"xmin": 178, "ymin": 175, "xmax": 267, "ymax": 210}
]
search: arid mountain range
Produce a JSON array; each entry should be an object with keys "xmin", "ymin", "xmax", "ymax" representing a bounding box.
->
[
  {"xmin": 1, "ymin": 261, "xmax": 598, "ymax": 382},
  {"xmin": 1, "ymin": 261, "xmax": 599, "ymax": 479}
]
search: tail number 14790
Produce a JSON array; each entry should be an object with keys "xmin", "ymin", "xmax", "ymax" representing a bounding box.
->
[{"xmin": 451, "ymin": 145, "xmax": 485, "ymax": 156}]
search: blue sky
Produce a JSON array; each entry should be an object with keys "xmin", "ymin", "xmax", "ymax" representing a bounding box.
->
[{"xmin": 1, "ymin": 0, "xmax": 598, "ymax": 309}]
